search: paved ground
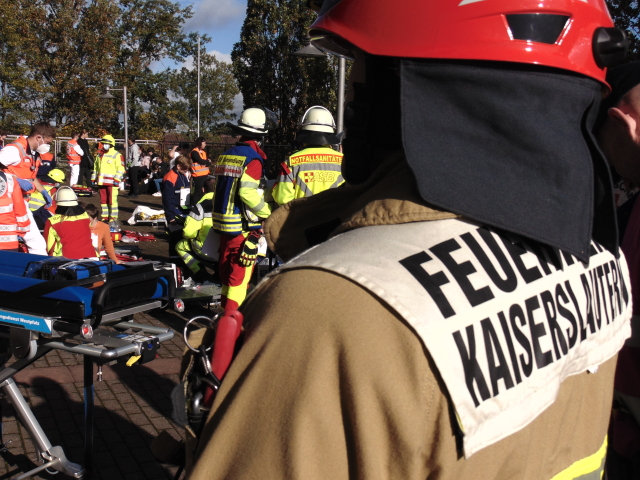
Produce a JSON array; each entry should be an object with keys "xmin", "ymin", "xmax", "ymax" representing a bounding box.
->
[{"xmin": 0, "ymin": 191, "xmax": 215, "ymax": 479}]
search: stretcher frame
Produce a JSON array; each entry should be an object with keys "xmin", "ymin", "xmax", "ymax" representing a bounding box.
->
[{"xmin": 0, "ymin": 266, "xmax": 177, "ymax": 479}]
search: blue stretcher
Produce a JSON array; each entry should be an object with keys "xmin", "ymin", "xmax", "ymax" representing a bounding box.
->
[{"xmin": 0, "ymin": 251, "xmax": 177, "ymax": 479}]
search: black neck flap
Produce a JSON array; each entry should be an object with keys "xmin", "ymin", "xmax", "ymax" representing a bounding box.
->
[{"xmin": 400, "ymin": 60, "xmax": 617, "ymax": 262}]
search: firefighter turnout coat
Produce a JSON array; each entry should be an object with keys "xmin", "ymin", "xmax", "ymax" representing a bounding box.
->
[
  {"xmin": 212, "ymin": 142, "xmax": 271, "ymax": 235},
  {"xmin": 188, "ymin": 153, "xmax": 632, "ymax": 480}
]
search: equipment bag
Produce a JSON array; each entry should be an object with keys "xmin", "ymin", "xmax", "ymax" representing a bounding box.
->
[{"xmin": 25, "ymin": 258, "xmax": 117, "ymax": 281}]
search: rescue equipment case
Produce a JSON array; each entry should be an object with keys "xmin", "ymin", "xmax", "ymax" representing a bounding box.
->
[{"xmin": 25, "ymin": 258, "xmax": 117, "ymax": 281}]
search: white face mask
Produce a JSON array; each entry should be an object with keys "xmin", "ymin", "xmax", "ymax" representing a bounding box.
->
[
  {"xmin": 103, "ymin": 144, "xmax": 111, "ymax": 151},
  {"xmin": 172, "ymin": 151, "xmax": 180, "ymax": 159},
  {"xmin": 36, "ymin": 144, "xmax": 51, "ymax": 154},
  {"xmin": 35, "ymin": 137, "xmax": 51, "ymax": 154}
]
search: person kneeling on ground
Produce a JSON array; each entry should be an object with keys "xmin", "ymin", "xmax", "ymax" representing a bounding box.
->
[
  {"xmin": 176, "ymin": 176, "xmax": 218, "ymax": 283},
  {"xmin": 161, "ymin": 154, "xmax": 192, "ymax": 257},
  {"xmin": 83, "ymin": 203, "xmax": 121, "ymax": 264},
  {"xmin": 29, "ymin": 168, "xmax": 64, "ymax": 230},
  {"xmin": 44, "ymin": 187, "xmax": 97, "ymax": 259}
]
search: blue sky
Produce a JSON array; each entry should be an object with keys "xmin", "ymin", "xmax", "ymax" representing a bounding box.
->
[
  {"xmin": 182, "ymin": 0, "xmax": 247, "ymax": 62},
  {"xmin": 150, "ymin": 0, "xmax": 247, "ymax": 114}
]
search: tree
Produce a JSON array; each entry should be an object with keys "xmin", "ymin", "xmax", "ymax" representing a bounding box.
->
[
  {"xmin": 0, "ymin": 0, "xmax": 238, "ymax": 140},
  {"xmin": 231, "ymin": 0, "xmax": 342, "ymax": 145},
  {"xmin": 607, "ymin": 0, "xmax": 640, "ymax": 61},
  {"xmin": 169, "ymin": 50, "xmax": 240, "ymax": 134}
]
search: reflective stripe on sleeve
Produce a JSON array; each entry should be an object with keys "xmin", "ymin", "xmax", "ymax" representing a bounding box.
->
[
  {"xmin": 239, "ymin": 181, "xmax": 259, "ymax": 189},
  {"xmin": 16, "ymin": 214, "xmax": 30, "ymax": 223},
  {"xmin": 248, "ymin": 200, "xmax": 265, "ymax": 214}
]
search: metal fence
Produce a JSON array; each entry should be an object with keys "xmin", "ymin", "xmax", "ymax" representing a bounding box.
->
[{"xmin": 4, "ymin": 135, "xmax": 293, "ymax": 179}]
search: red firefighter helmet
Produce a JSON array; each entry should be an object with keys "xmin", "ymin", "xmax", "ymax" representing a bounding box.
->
[{"xmin": 310, "ymin": 0, "xmax": 627, "ymax": 86}]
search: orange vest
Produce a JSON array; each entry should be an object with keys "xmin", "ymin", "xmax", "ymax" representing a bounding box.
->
[
  {"xmin": 3, "ymin": 137, "xmax": 40, "ymax": 196},
  {"xmin": 67, "ymin": 138, "xmax": 81, "ymax": 165},
  {"xmin": 0, "ymin": 171, "xmax": 30, "ymax": 250},
  {"xmin": 4, "ymin": 136, "xmax": 40, "ymax": 182},
  {"xmin": 191, "ymin": 148, "xmax": 209, "ymax": 177}
]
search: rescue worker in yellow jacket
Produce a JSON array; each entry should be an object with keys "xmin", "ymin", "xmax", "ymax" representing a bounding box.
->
[
  {"xmin": 29, "ymin": 168, "xmax": 64, "ymax": 230},
  {"xmin": 176, "ymin": 177, "xmax": 217, "ymax": 283},
  {"xmin": 92, "ymin": 135, "xmax": 124, "ymax": 222},
  {"xmin": 272, "ymin": 106, "xmax": 344, "ymax": 205},
  {"xmin": 187, "ymin": 0, "xmax": 633, "ymax": 479}
]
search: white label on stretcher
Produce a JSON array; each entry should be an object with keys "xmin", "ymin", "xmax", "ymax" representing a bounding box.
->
[
  {"xmin": 116, "ymin": 334, "xmax": 154, "ymax": 343},
  {"xmin": 0, "ymin": 309, "xmax": 52, "ymax": 334}
]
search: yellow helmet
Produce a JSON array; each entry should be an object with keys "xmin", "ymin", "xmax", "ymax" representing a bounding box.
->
[
  {"xmin": 101, "ymin": 134, "xmax": 116, "ymax": 146},
  {"xmin": 47, "ymin": 169, "xmax": 65, "ymax": 184}
]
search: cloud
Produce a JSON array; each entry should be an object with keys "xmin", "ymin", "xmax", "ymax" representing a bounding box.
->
[
  {"xmin": 230, "ymin": 92, "xmax": 243, "ymax": 116},
  {"xmin": 181, "ymin": 49, "xmax": 232, "ymax": 70},
  {"xmin": 184, "ymin": 0, "xmax": 245, "ymax": 30},
  {"xmin": 208, "ymin": 50, "xmax": 232, "ymax": 64}
]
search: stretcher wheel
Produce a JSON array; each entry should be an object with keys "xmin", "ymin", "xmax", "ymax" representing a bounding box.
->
[{"xmin": 173, "ymin": 298, "xmax": 185, "ymax": 313}]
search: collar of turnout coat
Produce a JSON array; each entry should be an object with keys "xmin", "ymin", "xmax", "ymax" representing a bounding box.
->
[{"xmin": 265, "ymin": 151, "xmax": 459, "ymax": 262}]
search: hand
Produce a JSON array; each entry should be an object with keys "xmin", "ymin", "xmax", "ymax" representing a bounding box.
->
[
  {"xmin": 239, "ymin": 231, "xmax": 262, "ymax": 267},
  {"xmin": 42, "ymin": 189, "xmax": 53, "ymax": 208},
  {"xmin": 16, "ymin": 177, "xmax": 34, "ymax": 193}
]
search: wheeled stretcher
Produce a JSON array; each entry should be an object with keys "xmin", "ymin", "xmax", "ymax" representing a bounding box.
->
[{"xmin": 0, "ymin": 251, "xmax": 176, "ymax": 479}]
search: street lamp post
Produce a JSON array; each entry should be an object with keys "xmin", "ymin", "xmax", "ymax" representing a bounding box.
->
[
  {"xmin": 336, "ymin": 57, "xmax": 345, "ymax": 134},
  {"xmin": 292, "ymin": 32, "xmax": 346, "ymax": 135},
  {"xmin": 100, "ymin": 86, "xmax": 128, "ymax": 161},
  {"xmin": 197, "ymin": 35, "xmax": 201, "ymax": 138}
]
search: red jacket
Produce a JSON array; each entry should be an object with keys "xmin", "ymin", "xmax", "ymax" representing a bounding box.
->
[{"xmin": 44, "ymin": 211, "xmax": 96, "ymax": 258}]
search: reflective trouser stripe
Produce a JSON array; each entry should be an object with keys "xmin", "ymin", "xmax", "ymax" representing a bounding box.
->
[
  {"xmin": 176, "ymin": 240, "xmax": 201, "ymax": 272},
  {"xmin": 219, "ymin": 232, "xmax": 254, "ymax": 309},
  {"xmin": 109, "ymin": 187, "xmax": 119, "ymax": 220},
  {"xmin": 550, "ymin": 437, "xmax": 606, "ymax": 480}
]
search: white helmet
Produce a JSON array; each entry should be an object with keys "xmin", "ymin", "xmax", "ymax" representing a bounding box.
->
[
  {"xmin": 296, "ymin": 105, "xmax": 341, "ymax": 145},
  {"xmin": 229, "ymin": 107, "xmax": 279, "ymax": 138},
  {"xmin": 55, "ymin": 186, "xmax": 78, "ymax": 207},
  {"xmin": 299, "ymin": 106, "xmax": 336, "ymax": 133}
]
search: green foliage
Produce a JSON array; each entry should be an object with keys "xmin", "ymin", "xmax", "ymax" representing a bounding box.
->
[
  {"xmin": 232, "ymin": 0, "xmax": 344, "ymax": 145},
  {"xmin": 169, "ymin": 47, "xmax": 239, "ymax": 135},
  {"xmin": 0, "ymin": 0, "xmax": 238, "ymax": 140},
  {"xmin": 607, "ymin": 0, "xmax": 640, "ymax": 61}
]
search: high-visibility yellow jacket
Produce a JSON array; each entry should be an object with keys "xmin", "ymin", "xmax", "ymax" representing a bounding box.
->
[
  {"xmin": 29, "ymin": 184, "xmax": 57, "ymax": 212},
  {"xmin": 183, "ymin": 192, "xmax": 214, "ymax": 259},
  {"xmin": 92, "ymin": 149, "xmax": 124, "ymax": 186},
  {"xmin": 272, "ymin": 146, "xmax": 344, "ymax": 205},
  {"xmin": 212, "ymin": 143, "xmax": 271, "ymax": 235}
]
